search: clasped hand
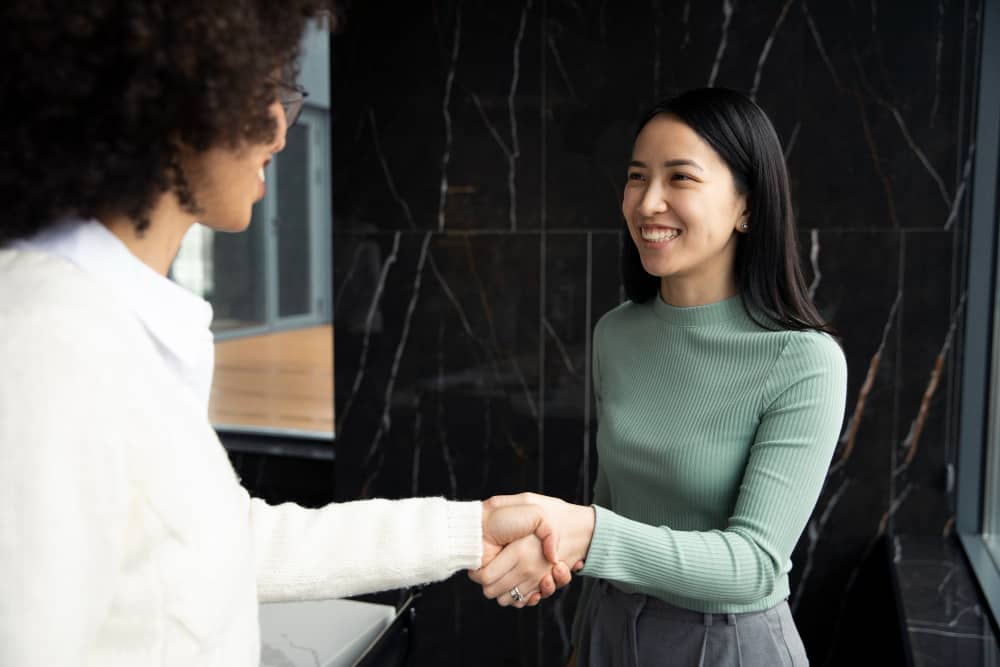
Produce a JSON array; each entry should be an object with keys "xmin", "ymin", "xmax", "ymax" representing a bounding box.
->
[{"xmin": 474, "ymin": 493, "xmax": 592, "ymax": 609}]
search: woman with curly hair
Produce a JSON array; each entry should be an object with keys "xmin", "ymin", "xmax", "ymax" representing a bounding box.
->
[{"xmin": 0, "ymin": 2, "xmax": 569, "ymax": 664}]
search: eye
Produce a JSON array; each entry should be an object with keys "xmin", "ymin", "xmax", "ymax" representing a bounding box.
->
[
  {"xmin": 671, "ymin": 173, "xmax": 693, "ymax": 182},
  {"xmin": 627, "ymin": 172, "xmax": 646, "ymax": 182}
]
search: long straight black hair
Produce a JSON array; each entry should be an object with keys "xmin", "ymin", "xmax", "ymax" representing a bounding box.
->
[{"xmin": 622, "ymin": 87, "xmax": 834, "ymax": 335}]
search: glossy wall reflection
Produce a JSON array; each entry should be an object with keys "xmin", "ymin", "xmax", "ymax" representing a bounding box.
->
[{"xmin": 331, "ymin": 1, "xmax": 980, "ymax": 664}]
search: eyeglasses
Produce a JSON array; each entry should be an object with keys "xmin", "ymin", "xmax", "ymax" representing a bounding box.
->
[{"xmin": 274, "ymin": 79, "xmax": 308, "ymax": 128}]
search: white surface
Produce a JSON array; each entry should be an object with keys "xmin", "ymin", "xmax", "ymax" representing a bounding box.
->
[{"xmin": 259, "ymin": 599, "xmax": 395, "ymax": 667}]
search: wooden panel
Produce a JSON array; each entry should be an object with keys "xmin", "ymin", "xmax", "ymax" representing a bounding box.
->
[{"xmin": 208, "ymin": 325, "xmax": 334, "ymax": 435}]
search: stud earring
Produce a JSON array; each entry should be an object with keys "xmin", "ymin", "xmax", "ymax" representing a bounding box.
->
[{"xmin": 740, "ymin": 222, "xmax": 749, "ymax": 231}]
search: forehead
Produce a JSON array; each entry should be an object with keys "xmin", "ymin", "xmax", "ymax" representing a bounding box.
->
[{"xmin": 632, "ymin": 114, "xmax": 722, "ymax": 166}]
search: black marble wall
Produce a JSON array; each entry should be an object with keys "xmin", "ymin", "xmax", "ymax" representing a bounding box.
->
[{"xmin": 331, "ymin": 1, "xmax": 982, "ymax": 664}]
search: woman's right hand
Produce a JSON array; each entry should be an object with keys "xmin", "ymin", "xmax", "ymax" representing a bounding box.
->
[
  {"xmin": 484, "ymin": 493, "xmax": 593, "ymax": 570},
  {"xmin": 477, "ymin": 503, "xmax": 573, "ymax": 605}
]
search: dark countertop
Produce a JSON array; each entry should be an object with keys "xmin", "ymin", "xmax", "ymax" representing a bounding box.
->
[{"xmin": 890, "ymin": 535, "xmax": 1000, "ymax": 666}]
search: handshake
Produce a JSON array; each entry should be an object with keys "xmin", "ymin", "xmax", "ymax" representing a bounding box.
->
[{"xmin": 472, "ymin": 493, "xmax": 595, "ymax": 608}]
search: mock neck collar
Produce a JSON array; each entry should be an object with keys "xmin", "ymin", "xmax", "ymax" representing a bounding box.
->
[
  {"xmin": 14, "ymin": 218, "xmax": 215, "ymax": 408},
  {"xmin": 651, "ymin": 293, "xmax": 748, "ymax": 327}
]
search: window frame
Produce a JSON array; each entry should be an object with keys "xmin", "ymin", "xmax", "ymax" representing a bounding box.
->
[{"xmin": 956, "ymin": 0, "xmax": 1000, "ymax": 630}]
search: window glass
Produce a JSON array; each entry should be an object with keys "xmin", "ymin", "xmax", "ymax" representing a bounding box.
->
[{"xmin": 171, "ymin": 24, "xmax": 333, "ymax": 439}]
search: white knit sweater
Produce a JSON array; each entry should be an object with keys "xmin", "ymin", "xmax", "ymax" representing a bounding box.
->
[{"xmin": 0, "ymin": 248, "xmax": 483, "ymax": 666}]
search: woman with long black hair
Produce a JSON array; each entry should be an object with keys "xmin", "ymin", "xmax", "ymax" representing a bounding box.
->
[{"xmin": 472, "ymin": 88, "xmax": 847, "ymax": 666}]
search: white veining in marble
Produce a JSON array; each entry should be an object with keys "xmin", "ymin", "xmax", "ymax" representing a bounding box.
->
[
  {"xmin": 750, "ymin": 0, "xmax": 796, "ymax": 101},
  {"xmin": 437, "ymin": 324, "xmax": 459, "ymax": 498},
  {"xmin": 803, "ymin": 4, "xmax": 841, "ymax": 89},
  {"xmin": 507, "ymin": 0, "xmax": 533, "ymax": 231},
  {"xmin": 338, "ymin": 231, "xmax": 402, "ymax": 434},
  {"xmin": 547, "ymin": 33, "xmax": 580, "ymax": 103},
  {"xmin": 783, "ymin": 121, "xmax": 802, "ymax": 159},
  {"xmin": 437, "ymin": 6, "xmax": 462, "ymax": 232},
  {"xmin": 792, "ymin": 477, "xmax": 850, "ymax": 611},
  {"xmin": 707, "ymin": 0, "xmax": 735, "ymax": 87},
  {"xmin": 681, "ymin": 0, "xmax": 692, "ymax": 49},
  {"xmin": 887, "ymin": 105, "xmax": 952, "ymax": 206},
  {"xmin": 829, "ymin": 290, "xmax": 901, "ymax": 477},
  {"xmin": 363, "ymin": 232, "xmax": 434, "ymax": 472},
  {"xmin": 410, "ymin": 394, "xmax": 423, "ymax": 495},
  {"xmin": 944, "ymin": 144, "xmax": 975, "ymax": 230},
  {"xmin": 807, "ymin": 228, "xmax": 822, "ymax": 300},
  {"xmin": 929, "ymin": 0, "xmax": 946, "ymax": 124},
  {"xmin": 543, "ymin": 317, "xmax": 580, "ymax": 376},
  {"xmin": 894, "ymin": 295, "xmax": 965, "ymax": 477}
]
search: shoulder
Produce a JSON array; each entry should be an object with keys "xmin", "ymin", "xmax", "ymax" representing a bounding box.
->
[
  {"xmin": 776, "ymin": 329, "xmax": 846, "ymax": 369},
  {"xmin": 594, "ymin": 300, "xmax": 648, "ymax": 341},
  {"xmin": 0, "ymin": 248, "xmax": 140, "ymax": 370},
  {"xmin": 763, "ymin": 329, "xmax": 847, "ymax": 399}
]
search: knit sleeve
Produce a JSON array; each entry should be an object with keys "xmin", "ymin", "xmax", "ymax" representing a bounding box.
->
[
  {"xmin": 0, "ymin": 315, "xmax": 129, "ymax": 665},
  {"xmin": 579, "ymin": 332, "xmax": 847, "ymax": 604},
  {"xmin": 250, "ymin": 495, "xmax": 483, "ymax": 602}
]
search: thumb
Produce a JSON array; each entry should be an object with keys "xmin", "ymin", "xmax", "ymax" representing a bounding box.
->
[
  {"xmin": 484, "ymin": 493, "xmax": 537, "ymax": 510},
  {"xmin": 531, "ymin": 508, "xmax": 560, "ymax": 564}
]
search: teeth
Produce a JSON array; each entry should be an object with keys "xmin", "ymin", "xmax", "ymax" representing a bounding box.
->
[
  {"xmin": 259, "ymin": 167, "xmax": 266, "ymax": 183},
  {"xmin": 641, "ymin": 227, "xmax": 680, "ymax": 242}
]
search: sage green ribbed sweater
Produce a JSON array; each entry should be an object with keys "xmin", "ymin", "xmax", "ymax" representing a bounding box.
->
[{"xmin": 572, "ymin": 294, "xmax": 847, "ymax": 640}]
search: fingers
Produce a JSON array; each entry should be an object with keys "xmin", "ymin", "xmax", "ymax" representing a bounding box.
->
[
  {"xmin": 469, "ymin": 541, "xmax": 518, "ymax": 588},
  {"xmin": 538, "ymin": 573, "xmax": 555, "ymax": 598},
  {"xmin": 497, "ymin": 580, "xmax": 538, "ymax": 609},
  {"xmin": 551, "ymin": 561, "xmax": 572, "ymax": 589},
  {"xmin": 536, "ymin": 516, "xmax": 559, "ymax": 565},
  {"xmin": 483, "ymin": 504, "xmax": 561, "ymax": 565},
  {"xmin": 483, "ymin": 493, "xmax": 538, "ymax": 510}
]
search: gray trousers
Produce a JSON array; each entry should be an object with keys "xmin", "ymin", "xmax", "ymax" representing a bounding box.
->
[{"xmin": 576, "ymin": 580, "xmax": 810, "ymax": 667}]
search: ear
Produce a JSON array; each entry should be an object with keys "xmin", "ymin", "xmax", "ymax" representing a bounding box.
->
[{"xmin": 734, "ymin": 208, "xmax": 750, "ymax": 234}]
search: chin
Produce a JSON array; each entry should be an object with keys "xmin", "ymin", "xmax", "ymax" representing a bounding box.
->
[{"xmin": 639, "ymin": 258, "xmax": 673, "ymax": 278}]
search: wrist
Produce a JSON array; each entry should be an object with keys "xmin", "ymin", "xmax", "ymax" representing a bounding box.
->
[{"xmin": 560, "ymin": 504, "xmax": 595, "ymax": 565}]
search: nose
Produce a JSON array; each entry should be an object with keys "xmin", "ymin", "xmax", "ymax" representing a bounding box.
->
[{"xmin": 637, "ymin": 178, "xmax": 668, "ymax": 218}]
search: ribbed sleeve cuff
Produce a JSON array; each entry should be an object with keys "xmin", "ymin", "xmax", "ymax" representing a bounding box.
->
[
  {"xmin": 579, "ymin": 504, "xmax": 618, "ymax": 578},
  {"xmin": 445, "ymin": 500, "xmax": 483, "ymax": 571}
]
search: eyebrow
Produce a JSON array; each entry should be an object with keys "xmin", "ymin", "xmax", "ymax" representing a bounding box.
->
[{"xmin": 628, "ymin": 159, "xmax": 705, "ymax": 172}]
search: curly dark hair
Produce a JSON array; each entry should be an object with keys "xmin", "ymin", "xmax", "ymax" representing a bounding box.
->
[{"xmin": 0, "ymin": 0, "xmax": 335, "ymax": 244}]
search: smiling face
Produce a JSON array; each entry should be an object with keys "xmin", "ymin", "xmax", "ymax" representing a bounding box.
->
[
  {"xmin": 623, "ymin": 113, "xmax": 748, "ymax": 304},
  {"xmin": 181, "ymin": 98, "xmax": 288, "ymax": 233}
]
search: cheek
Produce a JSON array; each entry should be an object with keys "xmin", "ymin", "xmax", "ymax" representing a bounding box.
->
[{"xmin": 621, "ymin": 191, "xmax": 638, "ymax": 223}]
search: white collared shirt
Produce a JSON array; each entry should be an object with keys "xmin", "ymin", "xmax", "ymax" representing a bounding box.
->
[{"xmin": 14, "ymin": 218, "xmax": 215, "ymax": 408}]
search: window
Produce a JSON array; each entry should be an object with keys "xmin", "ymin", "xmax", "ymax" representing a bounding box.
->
[
  {"xmin": 171, "ymin": 23, "xmax": 334, "ymax": 440},
  {"xmin": 956, "ymin": 0, "xmax": 1000, "ymax": 629}
]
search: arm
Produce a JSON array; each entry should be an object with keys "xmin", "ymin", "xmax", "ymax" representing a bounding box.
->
[
  {"xmin": 250, "ymin": 496, "xmax": 483, "ymax": 602},
  {"xmin": 0, "ymin": 324, "xmax": 128, "ymax": 665},
  {"xmin": 251, "ymin": 494, "xmax": 565, "ymax": 602},
  {"xmin": 481, "ymin": 333, "xmax": 847, "ymax": 605}
]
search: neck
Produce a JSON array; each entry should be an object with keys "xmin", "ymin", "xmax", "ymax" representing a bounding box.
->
[
  {"xmin": 100, "ymin": 194, "xmax": 196, "ymax": 276},
  {"xmin": 659, "ymin": 270, "xmax": 738, "ymax": 308}
]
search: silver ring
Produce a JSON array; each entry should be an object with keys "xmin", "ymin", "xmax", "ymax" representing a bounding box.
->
[{"xmin": 509, "ymin": 586, "xmax": 525, "ymax": 602}]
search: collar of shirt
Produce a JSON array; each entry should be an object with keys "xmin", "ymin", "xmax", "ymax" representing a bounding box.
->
[{"xmin": 14, "ymin": 217, "xmax": 215, "ymax": 410}]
